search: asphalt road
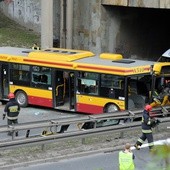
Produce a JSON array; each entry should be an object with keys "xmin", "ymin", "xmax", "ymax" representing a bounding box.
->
[{"xmin": 12, "ymin": 139, "xmax": 170, "ymax": 170}]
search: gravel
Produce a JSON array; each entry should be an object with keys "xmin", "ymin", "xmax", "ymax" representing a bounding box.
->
[{"xmin": 0, "ymin": 119, "xmax": 169, "ymax": 169}]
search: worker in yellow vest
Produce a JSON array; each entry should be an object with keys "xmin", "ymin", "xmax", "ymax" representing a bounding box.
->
[{"xmin": 119, "ymin": 143, "xmax": 135, "ymax": 170}]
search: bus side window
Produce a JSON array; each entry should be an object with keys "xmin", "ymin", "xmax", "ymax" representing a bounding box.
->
[
  {"xmin": 39, "ymin": 74, "xmax": 48, "ymax": 83},
  {"xmin": 33, "ymin": 74, "xmax": 39, "ymax": 82},
  {"xmin": 77, "ymin": 79, "xmax": 98, "ymax": 95},
  {"xmin": 109, "ymin": 88, "xmax": 115, "ymax": 98},
  {"xmin": 129, "ymin": 80, "xmax": 137, "ymax": 94},
  {"xmin": 32, "ymin": 73, "xmax": 50, "ymax": 89}
]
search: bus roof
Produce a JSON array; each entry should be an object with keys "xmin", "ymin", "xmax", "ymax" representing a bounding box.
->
[
  {"xmin": 0, "ymin": 47, "xmax": 31, "ymax": 56},
  {"xmin": 0, "ymin": 47, "xmax": 94, "ymax": 61},
  {"xmin": 0, "ymin": 47, "xmax": 155, "ymax": 76},
  {"xmin": 74, "ymin": 54, "xmax": 154, "ymax": 75},
  {"xmin": 76, "ymin": 54, "xmax": 154, "ymax": 68}
]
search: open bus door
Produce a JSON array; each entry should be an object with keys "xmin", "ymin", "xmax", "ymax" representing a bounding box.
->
[
  {"xmin": 53, "ymin": 70, "xmax": 75, "ymax": 111},
  {"xmin": 0, "ymin": 63, "xmax": 9, "ymax": 99},
  {"xmin": 68, "ymin": 72, "xmax": 75, "ymax": 110}
]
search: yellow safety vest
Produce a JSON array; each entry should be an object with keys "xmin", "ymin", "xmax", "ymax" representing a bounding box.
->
[{"xmin": 119, "ymin": 151, "xmax": 135, "ymax": 170}]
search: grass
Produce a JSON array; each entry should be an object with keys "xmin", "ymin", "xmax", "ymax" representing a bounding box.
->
[{"xmin": 0, "ymin": 11, "xmax": 40, "ymax": 48}]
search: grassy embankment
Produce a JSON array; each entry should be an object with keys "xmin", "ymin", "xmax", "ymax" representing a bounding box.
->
[{"xmin": 0, "ymin": 11, "xmax": 40, "ymax": 48}]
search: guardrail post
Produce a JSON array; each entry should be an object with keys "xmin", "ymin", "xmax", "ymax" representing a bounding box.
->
[
  {"xmin": 26, "ymin": 130, "xmax": 30, "ymax": 138},
  {"xmin": 94, "ymin": 121, "xmax": 97, "ymax": 129},
  {"xmin": 82, "ymin": 137, "xmax": 86, "ymax": 144},
  {"xmin": 8, "ymin": 125, "xmax": 15, "ymax": 140},
  {"xmin": 12, "ymin": 131, "xmax": 15, "ymax": 140},
  {"xmin": 155, "ymin": 125, "xmax": 159, "ymax": 133},
  {"xmin": 119, "ymin": 131, "xmax": 124, "ymax": 138},
  {"xmin": 41, "ymin": 144, "xmax": 45, "ymax": 151}
]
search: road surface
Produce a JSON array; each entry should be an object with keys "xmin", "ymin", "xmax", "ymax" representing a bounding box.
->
[
  {"xmin": 0, "ymin": 103, "xmax": 81, "ymax": 138},
  {"xmin": 12, "ymin": 139, "xmax": 170, "ymax": 170}
]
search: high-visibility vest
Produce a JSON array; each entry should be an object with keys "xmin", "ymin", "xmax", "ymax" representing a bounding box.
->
[{"xmin": 119, "ymin": 151, "xmax": 135, "ymax": 170}]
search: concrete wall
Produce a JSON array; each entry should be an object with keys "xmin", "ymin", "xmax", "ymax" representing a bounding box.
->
[
  {"xmin": 53, "ymin": 0, "xmax": 60, "ymax": 43},
  {"xmin": 0, "ymin": 0, "xmax": 60, "ymax": 42},
  {"xmin": 72, "ymin": 0, "xmax": 102, "ymax": 54},
  {"xmin": 0, "ymin": 0, "xmax": 41, "ymax": 32},
  {"xmin": 0, "ymin": 0, "xmax": 170, "ymax": 59},
  {"xmin": 99, "ymin": 6, "xmax": 170, "ymax": 59},
  {"xmin": 101, "ymin": 0, "xmax": 170, "ymax": 8},
  {"xmin": 71, "ymin": 0, "xmax": 170, "ymax": 59}
]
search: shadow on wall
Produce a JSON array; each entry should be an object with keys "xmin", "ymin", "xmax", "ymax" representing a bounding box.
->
[{"xmin": 53, "ymin": 38, "xmax": 60, "ymax": 48}]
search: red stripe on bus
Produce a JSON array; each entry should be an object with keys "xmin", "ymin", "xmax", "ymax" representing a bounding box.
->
[
  {"xmin": 24, "ymin": 59, "xmax": 73, "ymax": 67},
  {"xmin": 24, "ymin": 59, "xmax": 150, "ymax": 73},
  {"xmin": 78, "ymin": 65, "xmax": 133, "ymax": 73},
  {"xmin": 144, "ymin": 68, "xmax": 150, "ymax": 71},
  {"xmin": 28, "ymin": 96, "xmax": 53, "ymax": 107},
  {"xmin": 77, "ymin": 103, "xmax": 103, "ymax": 114},
  {"xmin": 78, "ymin": 65, "xmax": 150, "ymax": 73}
]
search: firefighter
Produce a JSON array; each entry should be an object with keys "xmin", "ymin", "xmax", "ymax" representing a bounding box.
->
[
  {"xmin": 134, "ymin": 104, "xmax": 159, "ymax": 151},
  {"xmin": 119, "ymin": 143, "xmax": 135, "ymax": 170},
  {"xmin": 151, "ymin": 87, "xmax": 170, "ymax": 107},
  {"xmin": 3, "ymin": 92, "xmax": 20, "ymax": 136}
]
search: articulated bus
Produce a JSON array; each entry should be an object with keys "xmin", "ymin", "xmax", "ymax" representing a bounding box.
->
[{"xmin": 0, "ymin": 47, "xmax": 170, "ymax": 116}]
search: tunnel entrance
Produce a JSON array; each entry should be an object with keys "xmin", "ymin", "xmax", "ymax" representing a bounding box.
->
[{"xmin": 104, "ymin": 6, "xmax": 170, "ymax": 60}]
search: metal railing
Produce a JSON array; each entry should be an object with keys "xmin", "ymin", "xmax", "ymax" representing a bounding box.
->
[{"xmin": 0, "ymin": 106, "xmax": 169, "ymax": 150}]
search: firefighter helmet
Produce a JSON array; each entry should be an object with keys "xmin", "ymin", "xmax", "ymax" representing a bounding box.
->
[
  {"xmin": 145, "ymin": 104, "xmax": 152, "ymax": 111},
  {"xmin": 8, "ymin": 92, "xmax": 15, "ymax": 99}
]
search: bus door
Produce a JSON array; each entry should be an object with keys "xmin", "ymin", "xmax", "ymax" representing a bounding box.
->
[
  {"xmin": 55, "ymin": 70, "xmax": 65, "ymax": 106},
  {"xmin": 69, "ymin": 72, "xmax": 75, "ymax": 110},
  {"xmin": 0, "ymin": 63, "xmax": 9, "ymax": 99},
  {"xmin": 54, "ymin": 70, "xmax": 75, "ymax": 111}
]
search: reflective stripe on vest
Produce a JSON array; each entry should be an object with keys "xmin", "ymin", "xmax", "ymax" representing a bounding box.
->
[
  {"xmin": 119, "ymin": 151, "xmax": 135, "ymax": 170},
  {"xmin": 142, "ymin": 129, "xmax": 152, "ymax": 133},
  {"xmin": 6, "ymin": 115, "xmax": 18, "ymax": 120}
]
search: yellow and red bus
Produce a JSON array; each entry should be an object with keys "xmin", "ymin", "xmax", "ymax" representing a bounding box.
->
[{"xmin": 0, "ymin": 47, "xmax": 170, "ymax": 116}]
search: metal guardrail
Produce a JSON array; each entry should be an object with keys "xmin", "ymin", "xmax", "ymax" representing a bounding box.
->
[
  {"xmin": 1, "ymin": 106, "xmax": 170, "ymax": 133},
  {"xmin": 0, "ymin": 118, "xmax": 169, "ymax": 150},
  {"xmin": 0, "ymin": 106, "xmax": 169, "ymax": 150}
]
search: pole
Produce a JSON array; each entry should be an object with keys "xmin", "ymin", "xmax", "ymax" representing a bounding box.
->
[{"xmin": 41, "ymin": 0, "xmax": 53, "ymax": 49}]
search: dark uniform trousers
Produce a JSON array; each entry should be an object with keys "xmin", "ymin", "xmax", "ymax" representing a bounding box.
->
[{"xmin": 136, "ymin": 132, "xmax": 154, "ymax": 149}]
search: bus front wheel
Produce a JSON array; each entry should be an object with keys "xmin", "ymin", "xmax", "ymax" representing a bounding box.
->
[
  {"xmin": 15, "ymin": 91, "xmax": 28, "ymax": 107},
  {"xmin": 105, "ymin": 104, "xmax": 119, "ymax": 113}
]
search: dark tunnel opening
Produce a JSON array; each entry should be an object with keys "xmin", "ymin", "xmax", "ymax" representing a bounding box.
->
[{"xmin": 105, "ymin": 6, "xmax": 170, "ymax": 60}]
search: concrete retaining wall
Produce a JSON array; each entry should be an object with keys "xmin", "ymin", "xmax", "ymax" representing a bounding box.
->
[{"xmin": 0, "ymin": 0, "xmax": 170, "ymax": 59}]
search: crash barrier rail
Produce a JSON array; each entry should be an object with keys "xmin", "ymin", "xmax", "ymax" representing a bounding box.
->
[
  {"xmin": 0, "ymin": 106, "xmax": 169, "ymax": 149},
  {"xmin": 0, "ymin": 106, "xmax": 170, "ymax": 138},
  {"xmin": 0, "ymin": 107, "xmax": 170, "ymax": 149},
  {"xmin": 0, "ymin": 105, "xmax": 169, "ymax": 138},
  {"xmin": 0, "ymin": 117, "xmax": 169, "ymax": 151}
]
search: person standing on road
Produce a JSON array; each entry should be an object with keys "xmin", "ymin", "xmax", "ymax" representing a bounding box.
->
[
  {"xmin": 3, "ymin": 92, "xmax": 20, "ymax": 136},
  {"xmin": 134, "ymin": 104, "xmax": 157, "ymax": 151},
  {"xmin": 119, "ymin": 143, "xmax": 135, "ymax": 170}
]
